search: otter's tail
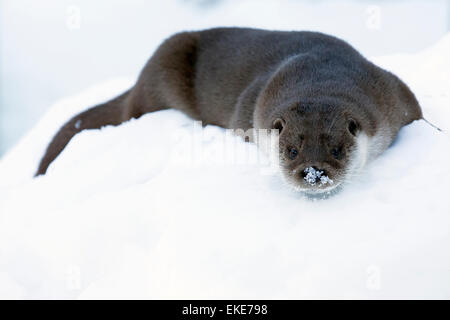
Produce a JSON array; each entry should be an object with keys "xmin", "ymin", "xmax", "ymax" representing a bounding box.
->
[{"xmin": 35, "ymin": 89, "xmax": 132, "ymax": 176}]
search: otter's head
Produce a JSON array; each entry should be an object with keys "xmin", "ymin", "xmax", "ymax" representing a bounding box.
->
[
  {"xmin": 270, "ymin": 102, "xmax": 367, "ymax": 194},
  {"xmin": 253, "ymin": 54, "xmax": 377, "ymax": 194}
]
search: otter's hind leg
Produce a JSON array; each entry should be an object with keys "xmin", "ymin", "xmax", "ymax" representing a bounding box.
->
[{"xmin": 133, "ymin": 31, "xmax": 201, "ymax": 119}]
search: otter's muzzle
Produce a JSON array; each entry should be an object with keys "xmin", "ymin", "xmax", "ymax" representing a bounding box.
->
[{"xmin": 301, "ymin": 166, "xmax": 334, "ymax": 186}]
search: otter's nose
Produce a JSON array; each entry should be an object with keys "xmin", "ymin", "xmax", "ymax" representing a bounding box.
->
[{"xmin": 301, "ymin": 166, "xmax": 330, "ymax": 186}]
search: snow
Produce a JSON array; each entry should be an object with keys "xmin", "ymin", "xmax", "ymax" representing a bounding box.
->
[
  {"xmin": 320, "ymin": 175, "xmax": 333, "ymax": 186},
  {"xmin": 303, "ymin": 167, "xmax": 334, "ymax": 186},
  {"xmin": 1, "ymin": 33, "xmax": 450, "ymax": 299}
]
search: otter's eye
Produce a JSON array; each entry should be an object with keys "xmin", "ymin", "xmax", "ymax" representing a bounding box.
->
[
  {"xmin": 331, "ymin": 148, "xmax": 341, "ymax": 160},
  {"xmin": 348, "ymin": 119, "xmax": 359, "ymax": 136},
  {"xmin": 288, "ymin": 147, "xmax": 299, "ymax": 160}
]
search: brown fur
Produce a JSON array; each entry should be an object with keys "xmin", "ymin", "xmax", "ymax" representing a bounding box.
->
[{"xmin": 36, "ymin": 27, "xmax": 422, "ymax": 187}]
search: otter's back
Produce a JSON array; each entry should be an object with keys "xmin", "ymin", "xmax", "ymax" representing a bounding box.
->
[{"xmin": 193, "ymin": 28, "xmax": 367, "ymax": 123}]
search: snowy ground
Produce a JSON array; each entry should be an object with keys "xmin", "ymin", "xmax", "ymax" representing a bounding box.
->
[{"xmin": 0, "ymin": 33, "xmax": 450, "ymax": 299}]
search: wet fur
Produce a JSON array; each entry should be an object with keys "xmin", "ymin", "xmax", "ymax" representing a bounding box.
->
[{"xmin": 36, "ymin": 27, "xmax": 422, "ymax": 180}]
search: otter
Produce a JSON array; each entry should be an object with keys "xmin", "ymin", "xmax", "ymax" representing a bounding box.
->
[{"xmin": 36, "ymin": 27, "xmax": 422, "ymax": 194}]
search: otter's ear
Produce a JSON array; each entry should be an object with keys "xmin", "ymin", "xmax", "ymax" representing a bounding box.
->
[
  {"xmin": 272, "ymin": 118, "xmax": 285, "ymax": 133},
  {"xmin": 348, "ymin": 119, "xmax": 360, "ymax": 136}
]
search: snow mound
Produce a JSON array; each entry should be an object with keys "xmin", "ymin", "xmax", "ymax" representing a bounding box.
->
[{"xmin": 1, "ymin": 35, "xmax": 450, "ymax": 299}]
